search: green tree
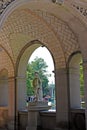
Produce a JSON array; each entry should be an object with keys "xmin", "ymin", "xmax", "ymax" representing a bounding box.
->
[
  {"xmin": 26, "ymin": 64, "xmax": 34, "ymax": 96},
  {"xmin": 26, "ymin": 57, "xmax": 50, "ymax": 96},
  {"xmin": 80, "ymin": 62, "xmax": 84, "ymax": 100}
]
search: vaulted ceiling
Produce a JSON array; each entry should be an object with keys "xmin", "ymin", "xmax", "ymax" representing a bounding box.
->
[{"xmin": 0, "ymin": 0, "xmax": 87, "ymax": 77}]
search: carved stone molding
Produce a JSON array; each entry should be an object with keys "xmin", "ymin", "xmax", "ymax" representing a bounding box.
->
[
  {"xmin": 0, "ymin": 0, "xmax": 15, "ymax": 15},
  {"xmin": 72, "ymin": 4, "xmax": 87, "ymax": 18}
]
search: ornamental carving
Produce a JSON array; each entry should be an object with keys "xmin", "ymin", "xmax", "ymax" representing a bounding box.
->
[
  {"xmin": 0, "ymin": 0, "xmax": 15, "ymax": 15},
  {"xmin": 72, "ymin": 4, "xmax": 87, "ymax": 18}
]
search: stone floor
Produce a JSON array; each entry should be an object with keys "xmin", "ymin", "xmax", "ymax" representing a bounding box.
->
[
  {"xmin": 0, "ymin": 127, "xmax": 51, "ymax": 130},
  {"xmin": 0, "ymin": 128, "xmax": 48, "ymax": 130},
  {"xmin": 0, "ymin": 129, "xmax": 7, "ymax": 130}
]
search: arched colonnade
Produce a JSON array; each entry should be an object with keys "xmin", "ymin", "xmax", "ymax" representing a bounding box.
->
[{"xmin": 0, "ymin": 0, "xmax": 87, "ymax": 129}]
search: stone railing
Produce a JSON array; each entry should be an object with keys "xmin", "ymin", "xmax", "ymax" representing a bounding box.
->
[{"xmin": 0, "ymin": 0, "xmax": 15, "ymax": 15}]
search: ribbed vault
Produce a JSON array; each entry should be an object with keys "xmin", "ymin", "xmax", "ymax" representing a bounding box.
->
[
  {"xmin": 34, "ymin": 10, "xmax": 80, "ymax": 60},
  {"xmin": 0, "ymin": 0, "xmax": 85, "ymax": 77},
  {"xmin": 0, "ymin": 8, "xmax": 66, "ymax": 69},
  {"xmin": 0, "ymin": 46, "xmax": 14, "ymax": 77},
  {"xmin": 0, "ymin": 1, "xmax": 87, "ymax": 128}
]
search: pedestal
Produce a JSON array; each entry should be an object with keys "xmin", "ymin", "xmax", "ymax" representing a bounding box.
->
[{"xmin": 26, "ymin": 101, "xmax": 51, "ymax": 130}]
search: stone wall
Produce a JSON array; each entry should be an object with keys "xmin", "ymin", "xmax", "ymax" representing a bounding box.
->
[
  {"xmin": 18, "ymin": 110, "xmax": 56, "ymax": 130},
  {"xmin": 18, "ymin": 109, "xmax": 86, "ymax": 130},
  {"xmin": 71, "ymin": 108, "xmax": 86, "ymax": 130},
  {"xmin": 0, "ymin": 107, "xmax": 8, "ymax": 128}
]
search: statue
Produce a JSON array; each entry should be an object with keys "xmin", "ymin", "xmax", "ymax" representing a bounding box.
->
[{"xmin": 32, "ymin": 72, "xmax": 43, "ymax": 101}]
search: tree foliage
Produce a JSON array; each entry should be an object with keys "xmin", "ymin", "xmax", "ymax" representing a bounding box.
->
[
  {"xmin": 80, "ymin": 62, "xmax": 84, "ymax": 99},
  {"xmin": 26, "ymin": 57, "xmax": 50, "ymax": 96}
]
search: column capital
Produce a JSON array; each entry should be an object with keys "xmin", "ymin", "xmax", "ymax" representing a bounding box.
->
[
  {"xmin": 55, "ymin": 68, "xmax": 67, "ymax": 74},
  {"xmin": 8, "ymin": 76, "xmax": 15, "ymax": 82}
]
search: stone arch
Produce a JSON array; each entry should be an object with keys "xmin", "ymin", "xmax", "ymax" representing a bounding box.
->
[
  {"xmin": 0, "ymin": 1, "xmax": 87, "ymax": 129},
  {"xmin": 0, "ymin": 0, "xmax": 33, "ymax": 29},
  {"xmin": 0, "ymin": 46, "xmax": 15, "ymax": 125},
  {"xmin": 0, "ymin": 68, "xmax": 8, "ymax": 79},
  {"xmin": 0, "ymin": 8, "xmax": 66, "ymax": 69},
  {"xmin": 0, "ymin": 0, "xmax": 87, "ymax": 70},
  {"xmin": 0, "ymin": 46, "xmax": 14, "ymax": 78},
  {"xmin": 68, "ymin": 52, "xmax": 83, "ymax": 108},
  {"xmin": 16, "ymin": 40, "xmax": 55, "ymax": 76},
  {"xmin": 16, "ymin": 40, "xmax": 55, "ymax": 110},
  {"xmin": 34, "ymin": 10, "xmax": 79, "ymax": 62},
  {"xmin": 16, "ymin": 41, "xmax": 41, "ymax": 110}
]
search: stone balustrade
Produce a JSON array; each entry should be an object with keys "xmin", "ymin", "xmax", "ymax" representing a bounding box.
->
[{"xmin": 18, "ymin": 108, "xmax": 86, "ymax": 130}]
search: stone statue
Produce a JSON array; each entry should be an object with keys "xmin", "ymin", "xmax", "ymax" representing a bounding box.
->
[{"xmin": 32, "ymin": 72, "xmax": 43, "ymax": 101}]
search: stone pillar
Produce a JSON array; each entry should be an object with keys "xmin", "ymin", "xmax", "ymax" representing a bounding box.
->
[
  {"xmin": 26, "ymin": 101, "xmax": 50, "ymax": 130},
  {"xmin": 16, "ymin": 76, "xmax": 26, "ymax": 110},
  {"xmin": 83, "ymin": 61, "xmax": 87, "ymax": 130},
  {"xmin": 8, "ymin": 77, "xmax": 15, "ymax": 130},
  {"xmin": 26, "ymin": 111, "xmax": 37, "ymax": 130},
  {"xmin": 0, "ymin": 78, "xmax": 8, "ymax": 106},
  {"xmin": 69, "ymin": 67, "xmax": 81, "ymax": 108},
  {"xmin": 55, "ymin": 68, "xmax": 69, "ymax": 130}
]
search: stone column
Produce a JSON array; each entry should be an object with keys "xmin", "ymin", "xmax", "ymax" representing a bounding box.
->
[
  {"xmin": 16, "ymin": 76, "xmax": 26, "ymax": 110},
  {"xmin": 83, "ymin": 61, "xmax": 87, "ymax": 130},
  {"xmin": 0, "ymin": 78, "xmax": 8, "ymax": 106},
  {"xmin": 69, "ymin": 67, "xmax": 81, "ymax": 108},
  {"xmin": 8, "ymin": 77, "xmax": 15, "ymax": 130},
  {"xmin": 26, "ymin": 111, "xmax": 37, "ymax": 130},
  {"xmin": 55, "ymin": 68, "xmax": 69, "ymax": 130}
]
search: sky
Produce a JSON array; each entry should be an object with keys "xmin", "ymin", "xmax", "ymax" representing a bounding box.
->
[{"xmin": 29, "ymin": 47, "xmax": 55, "ymax": 84}]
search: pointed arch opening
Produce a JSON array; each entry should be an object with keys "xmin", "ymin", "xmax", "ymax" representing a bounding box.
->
[
  {"xmin": 26, "ymin": 46, "xmax": 55, "ymax": 110},
  {"xmin": 17, "ymin": 41, "xmax": 55, "ymax": 111},
  {"xmin": 69, "ymin": 52, "xmax": 85, "ymax": 109}
]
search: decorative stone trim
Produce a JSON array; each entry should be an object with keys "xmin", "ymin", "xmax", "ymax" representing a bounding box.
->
[
  {"xmin": 52, "ymin": 0, "xmax": 64, "ymax": 5},
  {"xmin": 72, "ymin": 3, "xmax": 87, "ymax": 18},
  {"xmin": 28, "ymin": 101, "xmax": 51, "ymax": 111},
  {"xmin": 66, "ymin": 0, "xmax": 87, "ymax": 21},
  {"xmin": 0, "ymin": 0, "xmax": 15, "ymax": 15}
]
